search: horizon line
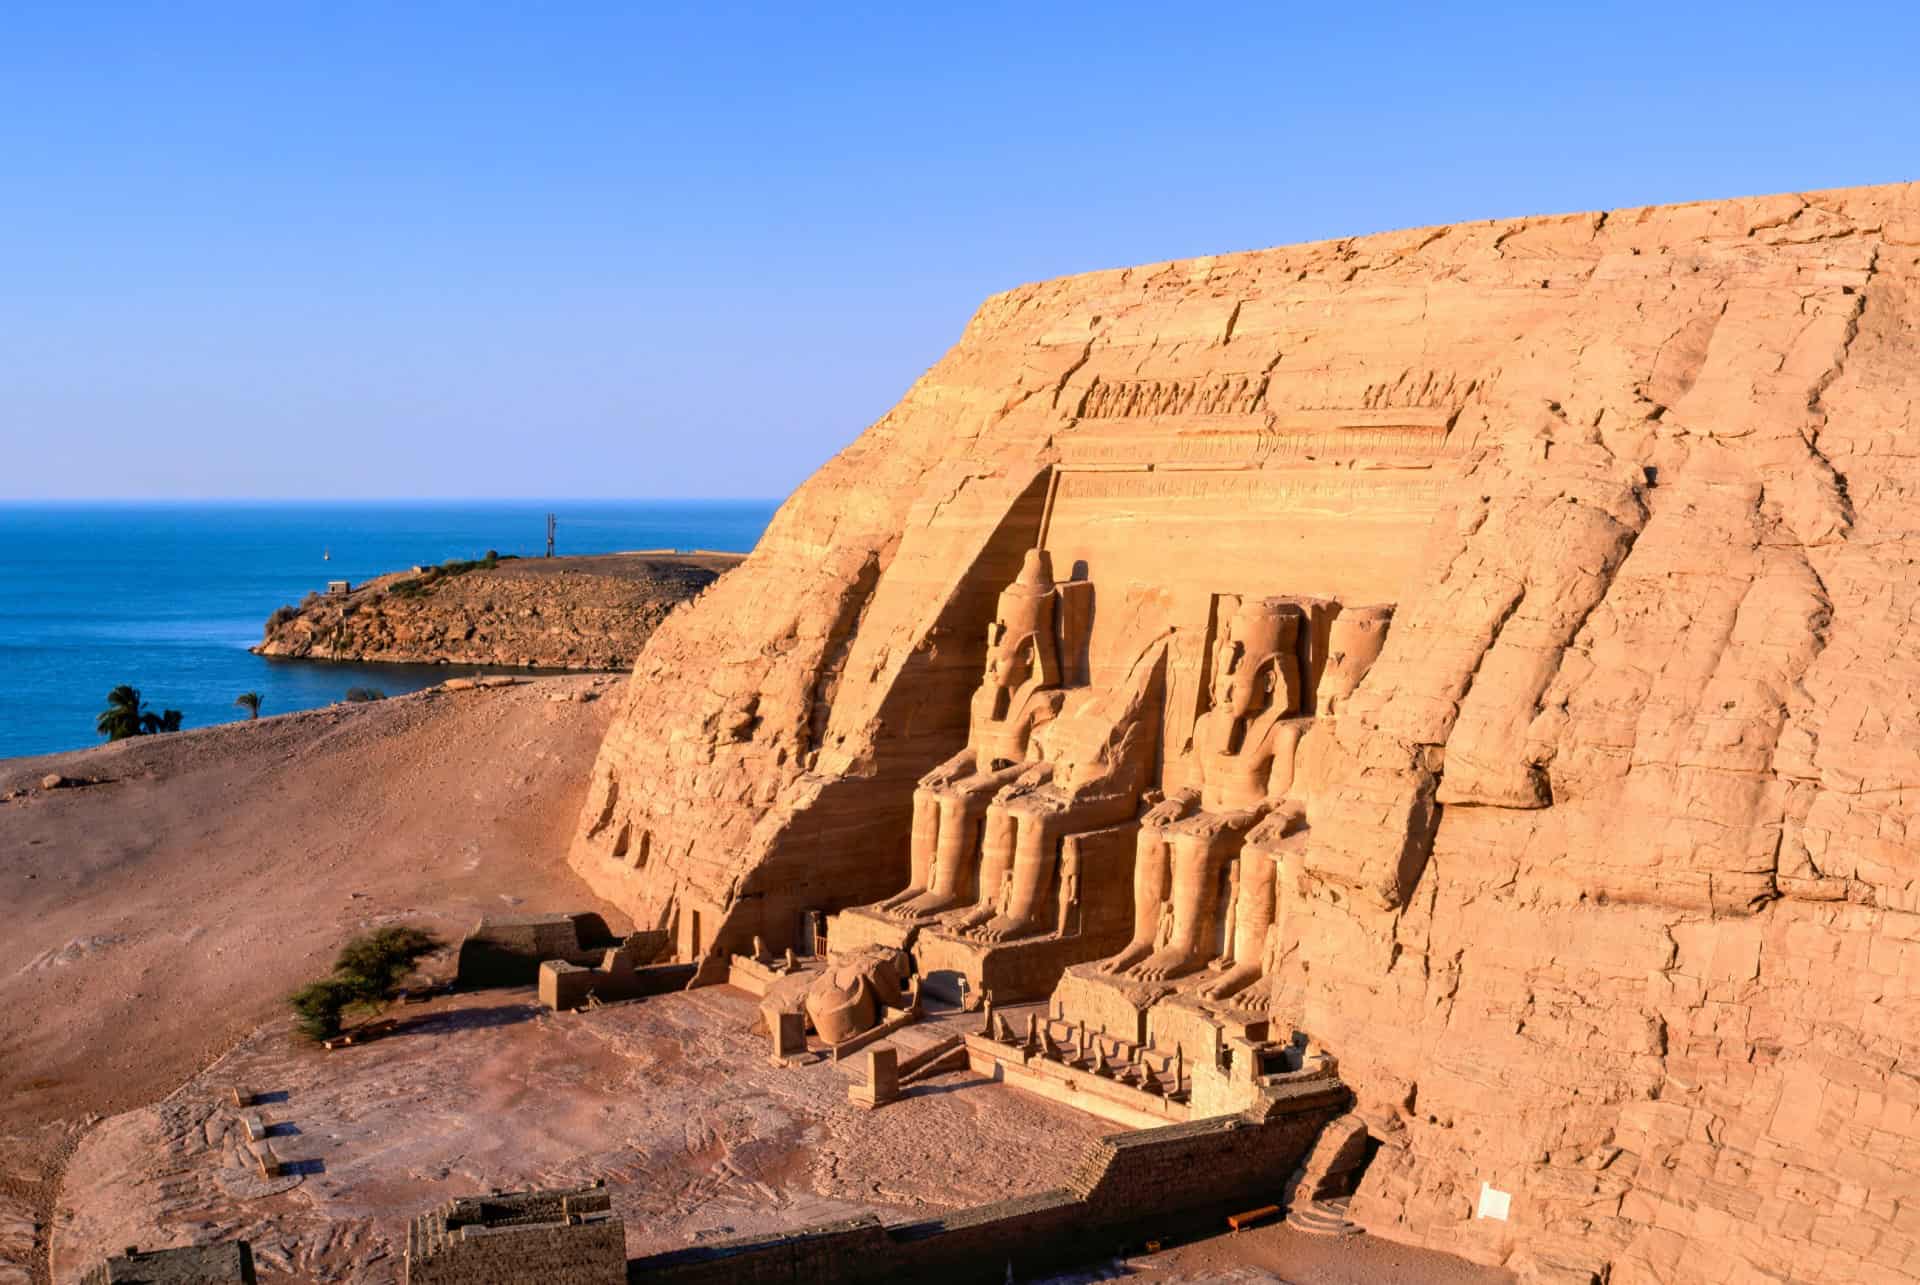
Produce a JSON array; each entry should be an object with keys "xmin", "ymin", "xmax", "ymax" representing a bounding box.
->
[{"xmin": 0, "ymin": 495, "xmax": 786, "ymax": 505}]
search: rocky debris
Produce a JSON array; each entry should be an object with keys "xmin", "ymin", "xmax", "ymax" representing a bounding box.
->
[
  {"xmin": 255, "ymin": 552, "xmax": 743, "ymax": 671},
  {"xmin": 38, "ymin": 775, "xmax": 65, "ymax": 791},
  {"xmin": 568, "ymin": 183, "xmax": 1920, "ymax": 1282}
]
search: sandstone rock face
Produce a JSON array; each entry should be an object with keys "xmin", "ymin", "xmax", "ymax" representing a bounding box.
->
[
  {"xmin": 573, "ymin": 183, "xmax": 1920, "ymax": 1282},
  {"xmin": 257, "ymin": 552, "xmax": 738, "ymax": 670}
]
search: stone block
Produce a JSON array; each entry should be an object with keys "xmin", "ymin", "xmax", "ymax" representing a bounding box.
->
[{"xmin": 848, "ymin": 1045, "xmax": 899, "ymax": 1109}]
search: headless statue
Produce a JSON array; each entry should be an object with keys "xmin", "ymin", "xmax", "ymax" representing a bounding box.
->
[
  {"xmin": 950, "ymin": 637, "xmax": 1167, "ymax": 943},
  {"xmin": 1102, "ymin": 599, "xmax": 1306, "ymax": 982},
  {"xmin": 881, "ymin": 550, "xmax": 1071, "ymax": 922}
]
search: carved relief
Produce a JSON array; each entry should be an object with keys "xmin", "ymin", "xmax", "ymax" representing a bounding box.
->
[
  {"xmin": 1078, "ymin": 375, "xmax": 1269, "ymax": 419},
  {"xmin": 1357, "ymin": 369, "xmax": 1479, "ymax": 410}
]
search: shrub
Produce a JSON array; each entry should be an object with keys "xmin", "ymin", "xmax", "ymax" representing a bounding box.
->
[
  {"xmin": 334, "ymin": 925, "xmax": 440, "ymax": 995},
  {"xmin": 289, "ymin": 924, "xmax": 442, "ymax": 1043},
  {"xmin": 343, "ymin": 687, "xmax": 386, "ymax": 702},
  {"xmin": 289, "ymin": 977, "xmax": 361, "ymax": 1042},
  {"xmin": 267, "ymin": 605, "xmax": 297, "ymax": 630}
]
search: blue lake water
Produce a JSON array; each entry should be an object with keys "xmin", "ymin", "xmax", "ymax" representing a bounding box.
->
[{"xmin": 0, "ymin": 501, "xmax": 777, "ymax": 761}]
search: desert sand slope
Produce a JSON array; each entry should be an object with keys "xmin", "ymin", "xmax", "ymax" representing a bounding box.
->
[
  {"xmin": 0, "ymin": 677, "xmax": 623, "ymax": 1131},
  {"xmin": 570, "ymin": 182, "xmax": 1920, "ymax": 1282}
]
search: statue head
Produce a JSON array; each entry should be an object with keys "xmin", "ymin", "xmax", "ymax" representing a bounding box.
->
[
  {"xmin": 981, "ymin": 549, "xmax": 1060, "ymax": 720},
  {"xmin": 1207, "ymin": 599, "xmax": 1303, "ymax": 750},
  {"xmin": 1317, "ymin": 603, "xmax": 1393, "ymax": 714}
]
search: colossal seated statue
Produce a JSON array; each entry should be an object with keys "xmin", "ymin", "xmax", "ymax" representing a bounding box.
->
[
  {"xmin": 1049, "ymin": 598, "xmax": 1394, "ymax": 1073},
  {"xmin": 948, "ymin": 636, "xmax": 1168, "ymax": 944},
  {"xmin": 841, "ymin": 551, "xmax": 1087, "ymax": 942},
  {"xmin": 1101, "ymin": 598, "xmax": 1307, "ymax": 981}
]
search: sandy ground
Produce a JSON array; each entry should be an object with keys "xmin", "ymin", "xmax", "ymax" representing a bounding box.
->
[
  {"xmin": 48, "ymin": 986, "xmax": 1116, "ymax": 1284},
  {"xmin": 0, "ymin": 676, "xmax": 624, "ymax": 1283},
  {"xmin": 0, "ymin": 674, "xmax": 1510, "ymax": 1285}
]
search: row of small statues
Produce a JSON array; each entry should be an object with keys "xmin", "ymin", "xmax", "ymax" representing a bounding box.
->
[
  {"xmin": 983, "ymin": 1004, "xmax": 1187, "ymax": 1099},
  {"xmin": 1081, "ymin": 374, "xmax": 1267, "ymax": 420},
  {"xmin": 859, "ymin": 548, "xmax": 1391, "ymax": 996}
]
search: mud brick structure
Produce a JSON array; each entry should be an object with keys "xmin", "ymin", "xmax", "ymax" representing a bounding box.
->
[
  {"xmin": 81, "ymin": 1241, "xmax": 257, "ymax": 1284},
  {"xmin": 457, "ymin": 913, "xmax": 656, "ymax": 988},
  {"xmin": 538, "ymin": 948, "xmax": 695, "ymax": 1011},
  {"xmin": 403, "ymin": 1185, "xmax": 624, "ymax": 1285}
]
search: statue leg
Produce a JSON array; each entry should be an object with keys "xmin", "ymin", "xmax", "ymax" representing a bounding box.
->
[
  {"xmin": 878, "ymin": 788, "xmax": 940, "ymax": 909},
  {"xmin": 1130, "ymin": 831, "xmax": 1233, "ymax": 982},
  {"xmin": 1100, "ymin": 826, "xmax": 1170, "ymax": 974},
  {"xmin": 974, "ymin": 812, "xmax": 1057, "ymax": 943},
  {"xmin": 1200, "ymin": 849, "xmax": 1277, "ymax": 1002},
  {"xmin": 944, "ymin": 805, "xmax": 1015, "ymax": 933},
  {"xmin": 896, "ymin": 791, "xmax": 983, "ymax": 919}
]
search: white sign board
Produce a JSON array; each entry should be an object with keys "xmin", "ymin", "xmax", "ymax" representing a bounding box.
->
[{"xmin": 1476, "ymin": 1181, "xmax": 1511, "ymax": 1221}]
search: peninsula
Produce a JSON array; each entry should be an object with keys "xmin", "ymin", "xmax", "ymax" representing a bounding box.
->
[{"xmin": 255, "ymin": 551, "xmax": 742, "ymax": 670}]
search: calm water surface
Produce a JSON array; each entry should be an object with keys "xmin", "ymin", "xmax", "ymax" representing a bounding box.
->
[{"xmin": 0, "ymin": 501, "xmax": 776, "ymax": 760}]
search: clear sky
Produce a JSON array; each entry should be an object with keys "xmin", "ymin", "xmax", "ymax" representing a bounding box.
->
[{"xmin": 3, "ymin": 2, "xmax": 1914, "ymax": 501}]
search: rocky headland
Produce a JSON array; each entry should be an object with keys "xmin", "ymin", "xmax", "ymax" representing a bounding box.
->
[{"xmin": 255, "ymin": 551, "xmax": 742, "ymax": 670}]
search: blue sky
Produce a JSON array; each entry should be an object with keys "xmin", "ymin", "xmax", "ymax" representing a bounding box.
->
[{"xmin": 2, "ymin": 3, "xmax": 1914, "ymax": 500}]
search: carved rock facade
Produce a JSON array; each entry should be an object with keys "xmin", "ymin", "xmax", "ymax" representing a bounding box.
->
[{"xmin": 573, "ymin": 183, "xmax": 1920, "ymax": 1283}]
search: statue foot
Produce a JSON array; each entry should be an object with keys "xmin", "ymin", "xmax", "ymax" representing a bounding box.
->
[
  {"xmin": 1199, "ymin": 965, "xmax": 1261, "ymax": 1003},
  {"xmin": 941, "ymin": 906, "xmax": 994, "ymax": 933},
  {"xmin": 874, "ymin": 887, "xmax": 923, "ymax": 912},
  {"xmin": 971, "ymin": 914, "xmax": 1037, "ymax": 944},
  {"xmin": 1098, "ymin": 942, "xmax": 1154, "ymax": 976},
  {"xmin": 1128, "ymin": 948, "xmax": 1202, "ymax": 984},
  {"xmin": 889, "ymin": 890, "xmax": 959, "ymax": 921}
]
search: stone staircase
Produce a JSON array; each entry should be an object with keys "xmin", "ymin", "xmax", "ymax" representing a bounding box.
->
[{"xmin": 1285, "ymin": 1194, "xmax": 1361, "ymax": 1237}]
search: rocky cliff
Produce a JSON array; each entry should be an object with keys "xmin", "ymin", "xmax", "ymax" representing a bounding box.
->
[
  {"xmin": 257, "ymin": 552, "xmax": 740, "ymax": 670},
  {"xmin": 571, "ymin": 183, "xmax": 1920, "ymax": 1283}
]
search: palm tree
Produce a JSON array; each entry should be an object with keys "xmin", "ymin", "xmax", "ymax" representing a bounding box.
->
[
  {"xmin": 142, "ymin": 708, "xmax": 183, "ymax": 734},
  {"xmin": 235, "ymin": 691, "xmax": 262, "ymax": 720},
  {"xmin": 97, "ymin": 685, "xmax": 145, "ymax": 741},
  {"xmin": 97, "ymin": 686, "xmax": 184, "ymax": 740}
]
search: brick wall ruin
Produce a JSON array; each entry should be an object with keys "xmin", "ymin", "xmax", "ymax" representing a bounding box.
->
[{"xmin": 403, "ymin": 1186, "xmax": 625, "ymax": 1285}]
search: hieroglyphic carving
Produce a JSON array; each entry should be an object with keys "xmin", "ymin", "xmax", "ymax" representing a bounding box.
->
[
  {"xmin": 1057, "ymin": 426, "xmax": 1450, "ymax": 467},
  {"xmin": 1051, "ymin": 471, "xmax": 1445, "ymax": 507}
]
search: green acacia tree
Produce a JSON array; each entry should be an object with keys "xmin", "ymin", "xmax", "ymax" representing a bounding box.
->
[{"xmin": 289, "ymin": 925, "xmax": 442, "ymax": 1042}]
